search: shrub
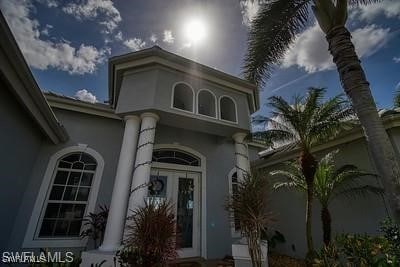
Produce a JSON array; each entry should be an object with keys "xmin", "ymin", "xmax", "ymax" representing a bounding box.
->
[
  {"xmin": 118, "ymin": 200, "xmax": 178, "ymax": 267},
  {"xmin": 80, "ymin": 205, "xmax": 109, "ymax": 249},
  {"xmin": 313, "ymin": 234, "xmax": 399, "ymax": 267},
  {"xmin": 380, "ymin": 218, "xmax": 400, "ymax": 259}
]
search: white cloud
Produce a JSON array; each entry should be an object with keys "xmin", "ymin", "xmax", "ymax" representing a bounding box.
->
[
  {"xmin": 62, "ymin": 0, "xmax": 122, "ymax": 33},
  {"xmin": 115, "ymin": 31, "xmax": 123, "ymax": 41},
  {"xmin": 394, "ymin": 57, "xmax": 400, "ymax": 63},
  {"xmin": 123, "ymin": 38, "xmax": 146, "ymax": 51},
  {"xmin": 36, "ymin": 0, "xmax": 58, "ymax": 8},
  {"xmin": 163, "ymin": 30, "xmax": 174, "ymax": 44},
  {"xmin": 75, "ymin": 89, "xmax": 97, "ymax": 103},
  {"xmin": 240, "ymin": 0, "xmax": 261, "ymax": 27},
  {"xmin": 150, "ymin": 33, "xmax": 158, "ymax": 43},
  {"xmin": 40, "ymin": 24, "xmax": 53, "ymax": 36},
  {"xmin": 282, "ymin": 24, "xmax": 390, "ymax": 73},
  {"xmin": 0, "ymin": 0, "xmax": 109, "ymax": 74},
  {"xmin": 351, "ymin": 0, "xmax": 400, "ymax": 21}
]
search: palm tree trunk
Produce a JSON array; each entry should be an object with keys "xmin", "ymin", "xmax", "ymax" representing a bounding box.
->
[
  {"xmin": 321, "ymin": 206, "xmax": 332, "ymax": 246},
  {"xmin": 300, "ymin": 150, "xmax": 317, "ymax": 255},
  {"xmin": 326, "ymin": 26, "xmax": 400, "ymax": 223}
]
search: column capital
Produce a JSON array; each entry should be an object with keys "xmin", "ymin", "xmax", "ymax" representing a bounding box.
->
[
  {"xmin": 124, "ymin": 115, "xmax": 140, "ymax": 122},
  {"xmin": 232, "ymin": 132, "xmax": 247, "ymax": 143},
  {"xmin": 140, "ymin": 112, "xmax": 160, "ymax": 121}
]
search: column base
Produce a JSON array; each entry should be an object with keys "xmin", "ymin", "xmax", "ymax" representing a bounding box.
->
[{"xmin": 80, "ymin": 250, "xmax": 120, "ymax": 267}]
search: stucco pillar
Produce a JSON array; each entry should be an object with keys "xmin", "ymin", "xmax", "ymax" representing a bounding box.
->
[
  {"xmin": 127, "ymin": 112, "xmax": 159, "ymax": 215},
  {"xmin": 233, "ymin": 132, "xmax": 250, "ymax": 182},
  {"xmin": 99, "ymin": 115, "xmax": 141, "ymax": 252}
]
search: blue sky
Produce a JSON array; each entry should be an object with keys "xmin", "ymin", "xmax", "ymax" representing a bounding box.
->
[{"xmin": 1, "ymin": 0, "xmax": 399, "ymax": 116}]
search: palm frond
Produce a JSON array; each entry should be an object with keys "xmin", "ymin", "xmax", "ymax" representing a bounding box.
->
[
  {"xmin": 348, "ymin": 0, "xmax": 383, "ymax": 6},
  {"xmin": 243, "ymin": 0, "xmax": 312, "ymax": 84},
  {"xmin": 333, "ymin": 185, "xmax": 384, "ymax": 200}
]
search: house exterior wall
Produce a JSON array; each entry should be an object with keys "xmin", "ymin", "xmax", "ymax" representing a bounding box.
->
[
  {"xmin": 10, "ymin": 104, "xmax": 259, "ymax": 260},
  {"xmin": 8, "ymin": 108, "xmax": 124, "ymax": 250},
  {"xmin": 260, "ymin": 136, "xmax": 391, "ymax": 257},
  {"xmin": 0, "ymin": 85, "xmax": 44, "ymax": 250},
  {"xmin": 115, "ymin": 67, "xmax": 251, "ymax": 134}
]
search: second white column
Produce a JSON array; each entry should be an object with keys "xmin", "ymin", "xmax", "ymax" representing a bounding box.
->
[{"xmin": 127, "ymin": 112, "xmax": 159, "ymax": 215}]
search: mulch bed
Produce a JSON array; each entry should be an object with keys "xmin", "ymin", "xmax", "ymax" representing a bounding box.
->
[{"xmin": 268, "ymin": 253, "xmax": 306, "ymax": 267}]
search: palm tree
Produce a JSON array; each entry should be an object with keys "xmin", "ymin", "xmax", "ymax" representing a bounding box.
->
[
  {"xmin": 243, "ymin": 0, "xmax": 400, "ymax": 224},
  {"xmin": 225, "ymin": 170, "xmax": 273, "ymax": 267},
  {"xmin": 272, "ymin": 150, "xmax": 383, "ymax": 246},
  {"xmin": 394, "ymin": 90, "xmax": 400, "ymax": 108},
  {"xmin": 252, "ymin": 88, "xmax": 353, "ymax": 255}
]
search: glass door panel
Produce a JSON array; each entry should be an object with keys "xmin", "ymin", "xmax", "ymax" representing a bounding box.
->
[{"xmin": 176, "ymin": 178, "xmax": 194, "ymax": 248}]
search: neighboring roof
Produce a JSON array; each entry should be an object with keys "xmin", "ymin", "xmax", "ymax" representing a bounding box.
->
[
  {"xmin": 108, "ymin": 46, "xmax": 260, "ymax": 111},
  {"xmin": 253, "ymin": 110, "xmax": 400, "ymax": 168},
  {"xmin": 0, "ymin": 12, "xmax": 68, "ymax": 144},
  {"xmin": 44, "ymin": 92, "xmax": 120, "ymax": 120}
]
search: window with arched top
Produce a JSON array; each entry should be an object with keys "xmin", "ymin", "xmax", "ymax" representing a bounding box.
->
[
  {"xmin": 38, "ymin": 152, "xmax": 97, "ymax": 238},
  {"xmin": 152, "ymin": 149, "xmax": 200, "ymax": 166},
  {"xmin": 220, "ymin": 96, "xmax": 237, "ymax": 123},
  {"xmin": 172, "ymin": 83, "xmax": 194, "ymax": 112},
  {"xmin": 197, "ymin": 90, "xmax": 216, "ymax": 118}
]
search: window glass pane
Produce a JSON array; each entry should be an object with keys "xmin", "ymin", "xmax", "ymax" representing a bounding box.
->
[
  {"xmin": 49, "ymin": 186, "xmax": 65, "ymax": 200},
  {"xmin": 44, "ymin": 203, "xmax": 60, "ymax": 219},
  {"xmin": 59, "ymin": 204, "xmax": 75, "ymax": 219},
  {"xmin": 74, "ymin": 204, "xmax": 86, "ymax": 218},
  {"xmin": 81, "ymin": 154, "xmax": 96, "ymax": 164},
  {"xmin": 152, "ymin": 149, "xmax": 200, "ymax": 166},
  {"xmin": 177, "ymin": 178, "xmax": 194, "ymax": 248},
  {"xmin": 68, "ymin": 172, "xmax": 81, "ymax": 185},
  {"xmin": 63, "ymin": 186, "xmax": 78, "ymax": 201},
  {"xmin": 39, "ymin": 219, "xmax": 55, "ymax": 237},
  {"xmin": 62, "ymin": 153, "xmax": 81, "ymax": 163},
  {"xmin": 220, "ymin": 97, "xmax": 237, "ymax": 122},
  {"xmin": 198, "ymin": 91, "xmax": 216, "ymax": 117},
  {"xmin": 76, "ymin": 188, "xmax": 90, "ymax": 201},
  {"xmin": 84, "ymin": 164, "xmax": 96, "ymax": 171},
  {"xmin": 173, "ymin": 84, "xmax": 193, "ymax": 111},
  {"xmin": 68, "ymin": 220, "xmax": 82, "ymax": 236},
  {"xmin": 54, "ymin": 220, "xmax": 69, "ymax": 236},
  {"xmin": 58, "ymin": 161, "xmax": 71, "ymax": 168},
  {"xmin": 72, "ymin": 162, "xmax": 84, "ymax": 170},
  {"xmin": 54, "ymin": 171, "xmax": 69, "ymax": 185},
  {"xmin": 80, "ymin": 173, "xmax": 93, "ymax": 186}
]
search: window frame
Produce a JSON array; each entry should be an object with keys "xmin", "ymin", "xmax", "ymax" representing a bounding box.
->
[
  {"xmin": 219, "ymin": 95, "xmax": 238, "ymax": 124},
  {"xmin": 196, "ymin": 89, "xmax": 217, "ymax": 119},
  {"xmin": 171, "ymin": 82, "xmax": 195, "ymax": 114},
  {"xmin": 23, "ymin": 145, "xmax": 104, "ymax": 248}
]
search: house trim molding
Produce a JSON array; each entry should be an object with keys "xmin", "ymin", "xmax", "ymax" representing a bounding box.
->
[{"xmin": 23, "ymin": 145, "xmax": 104, "ymax": 248}]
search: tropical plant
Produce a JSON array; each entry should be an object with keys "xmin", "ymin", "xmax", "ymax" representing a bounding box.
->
[
  {"xmin": 119, "ymin": 199, "xmax": 177, "ymax": 267},
  {"xmin": 225, "ymin": 170, "xmax": 273, "ymax": 267},
  {"xmin": 380, "ymin": 218, "xmax": 400, "ymax": 259},
  {"xmin": 394, "ymin": 90, "xmax": 400, "ymax": 108},
  {"xmin": 313, "ymin": 234, "xmax": 399, "ymax": 267},
  {"xmin": 80, "ymin": 205, "xmax": 109, "ymax": 249},
  {"xmin": 243, "ymin": 0, "xmax": 400, "ymax": 226},
  {"xmin": 252, "ymin": 88, "xmax": 352, "ymax": 255},
  {"xmin": 272, "ymin": 149, "xmax": 383, "ymax": 246}
]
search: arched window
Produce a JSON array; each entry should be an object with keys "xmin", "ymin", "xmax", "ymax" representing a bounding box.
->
[
  {"xmin": 197, "ymin": 89, "xmax": 216, "ymax": 118},
  {"xmin": 172, "ymin": 83, "xmax": 194, "ymax": 112},
  {"xmin": 152, "ymin": 149, "xmax": 200, "ymax": 166},
  {"xmin": 220, "ymin": 96, "xmax": 237, "ymax": 123},
  {"xmin": 38, "ymin": 152, "xmax": 97, "ymax": 238}
]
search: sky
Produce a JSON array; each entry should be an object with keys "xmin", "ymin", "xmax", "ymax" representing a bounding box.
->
[{"xmin": 0, "ymin": 0, "xmax": 399, "ymax": 117}]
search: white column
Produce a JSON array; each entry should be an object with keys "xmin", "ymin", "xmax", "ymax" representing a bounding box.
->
[
  {"xmin": 99, "ymin": 115, "xmax": 141, "ymax": 252},
  {"xmin": 233, "ymin": 132, "xmax": 250, "ymax": 181},
  {"xmin": 127, "ymin": 112, "xmax": 159, "ymax": 215}
]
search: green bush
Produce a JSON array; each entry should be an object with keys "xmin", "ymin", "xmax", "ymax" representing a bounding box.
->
[{"xmin": 313, "ymin": 234, "xmax": 399, "ymax": 267}]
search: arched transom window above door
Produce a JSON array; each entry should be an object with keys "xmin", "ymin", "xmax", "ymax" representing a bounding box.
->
[{"xmin": 152, "ymin": 149, "xmax": 200, "ymax": 166}]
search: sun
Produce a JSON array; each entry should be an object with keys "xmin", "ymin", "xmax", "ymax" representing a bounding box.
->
[{"xmin": 184, "ymin": 18, "xmax": 207, "ymax": 45}]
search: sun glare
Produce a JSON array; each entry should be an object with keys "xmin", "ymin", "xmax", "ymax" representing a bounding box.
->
[{"xmin": 184, "ymin": 18, "xmax": 207, "ymax": 45}]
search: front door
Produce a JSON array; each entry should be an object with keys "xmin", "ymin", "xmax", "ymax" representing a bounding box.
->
[{"xmin": 149, "ymin": 168, "xmax": 201, "ymax": 258}]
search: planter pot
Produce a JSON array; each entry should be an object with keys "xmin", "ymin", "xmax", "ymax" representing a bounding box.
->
[{"xmin": 232, "ymin": 240, "xmax": 268, "ymax": 267}]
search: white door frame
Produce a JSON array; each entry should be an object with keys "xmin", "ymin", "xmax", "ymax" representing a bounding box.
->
[{"xmin": 152, "ymin": 144, "xmax": 207, "ymax": 259}]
